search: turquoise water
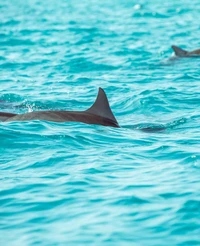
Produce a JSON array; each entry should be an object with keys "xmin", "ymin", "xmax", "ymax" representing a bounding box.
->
[{"xmin": 1, "ymin": 0, "xmax": 200, "ymax": 245}]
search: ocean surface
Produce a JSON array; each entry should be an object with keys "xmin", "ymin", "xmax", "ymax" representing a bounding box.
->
[{"xmin": 1, "ymin": 0, "xmax": 200, "ymax": 245}]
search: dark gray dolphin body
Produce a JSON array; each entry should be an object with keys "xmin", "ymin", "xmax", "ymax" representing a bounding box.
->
[
  {"xmin": 172, "ymin": 45, "xmax": 200, "ymax": 57},
  {"xmin": 0, "ymin": 89, "xmax": 169, "ymax": 132},
  {"xmin": 0, "ymin": 112, "xmax": 17, "ymax": 121},
  {"xmin": 0, "ymin": 88, "xmax": 119, "ymax": 127}
]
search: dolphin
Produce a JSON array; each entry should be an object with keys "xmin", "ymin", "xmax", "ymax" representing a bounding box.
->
[
  {"xmin": 0, "ymin": 89, "xmax": 169, "ymax": 132},
  {"xmin": 0, "ymin": 88, "xmax": 120, "ymax": 128},
  {"xmin": 171, "ymin": 45, "xmax": 200, "ymax": 57},
  {"xmin": 0, "ymin": 112, "xmax": 17, "ymax": 121}
]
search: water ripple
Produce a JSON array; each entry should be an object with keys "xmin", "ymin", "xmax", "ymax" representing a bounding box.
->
[{"xmin": 0, "ymin": 0, "xmax": 200, "ymax": 245}]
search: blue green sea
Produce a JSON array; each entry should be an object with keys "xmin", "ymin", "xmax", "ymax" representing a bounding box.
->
[{"xmin": 1, "ymin": 0, "xmax": 200, "ymax": 245}]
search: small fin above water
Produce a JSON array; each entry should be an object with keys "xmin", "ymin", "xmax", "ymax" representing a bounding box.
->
[
  {"xmin": 171, "ymin": 45, "xmax": 188, "ymax": 57},
  {"xmin": 86, "ymin": 88, "xmax": 119, "ymax": 126}
]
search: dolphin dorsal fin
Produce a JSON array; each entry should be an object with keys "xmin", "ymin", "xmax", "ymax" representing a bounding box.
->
[
  {"xmin": 86, "ymin": 88, "xmax": 118, "ymax": 125},
  {"xmin": 171, "ymin": 45, "xmax": 188, "ymax": 57}
]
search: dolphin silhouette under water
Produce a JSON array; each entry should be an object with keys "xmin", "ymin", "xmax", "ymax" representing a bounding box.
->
[
  {"xmin": 0, "ymin": 88, "xmax": 120, "ymax": 128},
  {"xmin": 172, "ymin": 45, "xmax": 200, "ymax": 57}
]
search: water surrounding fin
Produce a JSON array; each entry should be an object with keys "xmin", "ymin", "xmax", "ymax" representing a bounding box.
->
[
  {"xmin": 86, "ymin": 88, "xmax": 119, "ymax": 126},
  {"xmin": 0, "ymin": 112, "xmax": 17, "ymax": 121},
  {"xmin": 171, "ymin": 45, "xmax": 188, "ymax": 57}
]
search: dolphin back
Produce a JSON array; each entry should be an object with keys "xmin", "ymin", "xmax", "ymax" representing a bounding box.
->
[
  {"xmin": 171, "ymin": 45, "xmax": 188, "ymax": 57},
  {"xmin": 86, "ymin": 88, "xmax": 119, "ymax": 127},
  {"xmin": 0, "ymin": 112, "xmax": 17, "ymax": 121},
  {"xmin": 0, "ymin": 88, "xmax": 119, "ymax": 127}
]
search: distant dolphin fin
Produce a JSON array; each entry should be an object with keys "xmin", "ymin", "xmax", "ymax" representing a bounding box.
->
[
  {"xmin": 0, "ymin": 112, "xmax": 17, "ymax": 121},
  {"xmin": 86, "ymin": 88, "xmax": 119, "ymax": 126},
  {"xmin": 171, "ymin": 45, "xmax": 188, "ymax": 57}
]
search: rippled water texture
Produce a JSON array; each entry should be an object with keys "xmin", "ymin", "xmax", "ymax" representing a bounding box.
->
[{"xmin": 1, "ymin": 0, "xmax": 200, "ymax": 245}]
